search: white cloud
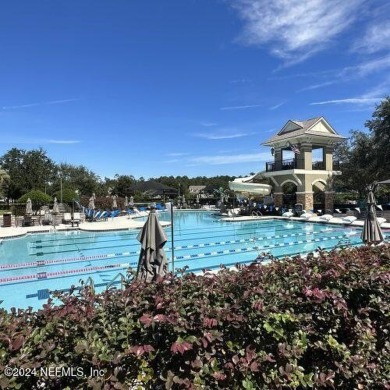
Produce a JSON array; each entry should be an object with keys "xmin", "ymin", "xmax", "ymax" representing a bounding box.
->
[
  {"xmin": 220, "ymin": 104, "xmax": 261, "ymax": 110},
  {"xmin": 47, "ymin": 139, "xmax": 80, "ymax": 144},
  {"xmin": 0, "ymin": 137, "xmax": 81, "ymax": 145},
  {"xmin": 298, "ymin": 81, "xmax": 335, "ymax": 92},
  {"xmin": 310, "ymin": 97, "xmax": 381, "ymax": 105},
  {"xmin": 193, "ymin": 131, "xmax": 251, "ymax": 140},
  {"xmin": 1, "ymin": 98, "xmax": 79, "ymax": 110},
  {"xmin": 200, "ymin": 121, "xmax": 217, "ymax": 127},
  {"xmin": 269, "ymin": 101, "xmax": 286, "ymax": 110},
  {"xmin": 232, "ymin": 0, "xmax": 365, "ymax": 62},
  {"xmin": 344, "ymin": 55, "xmax": 390, "ymax": 77},
  {"xmin": 352, "ymin": 22, "xmax": 390, "ymax": 54},
  {"xmin": 189, "ymin": 152, "xmax": 270, "ymax": 165}
]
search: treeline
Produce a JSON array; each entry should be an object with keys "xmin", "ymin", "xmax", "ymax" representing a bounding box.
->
[{"xmin": 0, "ymin": 147, "xmax": 236, "ymax": 203}]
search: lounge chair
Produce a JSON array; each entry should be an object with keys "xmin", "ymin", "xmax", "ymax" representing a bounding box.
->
[
  {"xmin": 342, "ymin": 216, "xmax": 357, "ymax": 224},
  {"xmin": 319, "ymin": 214, "xmax": 333, "ymax": 221},
  {"xmin": 282, "ymin": 211, "xmax": 294, "ymax": 218},
  {"xmin": 71, "ymin": 212, "xmax": 81, "ymax": 227},
  {"xmin": 110, "ymin": 210, "xmax": 121, "ymax": 218},
  {"xmin": 62, "ymin": 213, "xmax": 72, "ymax": 224},
  {"xmin": 377, "ymin": 217, "xmax": 387, "ymax": 226},
  {"xmin": 42, "ymin": 212, "xmax": 53, "ymax": 225},
  {"xmin": 300, "ymin": 212, "xmax": 314, "ymax": 220}
]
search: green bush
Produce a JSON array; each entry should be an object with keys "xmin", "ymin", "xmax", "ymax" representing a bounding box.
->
[
  {"xmin": 0, "ymin": 245, "xmax": 389, "ymax": 389},
  {"xmin": 17, "ymin": 190, "xmax": 52, "ymax": 209},
  {"xmin": 53, "ymin": 188, "xmax": 79, "ymax": 203}
]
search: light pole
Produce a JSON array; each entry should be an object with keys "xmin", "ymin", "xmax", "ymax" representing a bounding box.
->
[{"xmin": 60, "ymin": 176, "xmax": 63, "ymax": 204}]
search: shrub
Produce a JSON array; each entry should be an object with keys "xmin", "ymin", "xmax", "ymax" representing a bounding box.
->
[
  {"xmin": 0, "ymin": 244, "xmax": 389, "ymax": 389},
  {"xmin": 17, "ymin": 190, "xmax": 52, "ymax": 211},
  {"xmin": 53, "ymin": 188, "xmax": 79, "ymax": 203}
]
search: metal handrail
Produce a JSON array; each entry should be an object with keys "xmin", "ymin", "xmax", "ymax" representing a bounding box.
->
[
  {"xmin": 106, "ymin": 272, "xmax": 127, "ymax": 290},
  {"xmin": 84, "ymin": 276, "xmax": 95, "ymax": 293}
]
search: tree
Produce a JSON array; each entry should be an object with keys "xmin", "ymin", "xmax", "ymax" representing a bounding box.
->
[
  {"xmin": 53, "ymin": 188, "xmax": 80, "ymax": 203},
  {"xmin": 332, "ymin": 97, "xmax": 390, "ymax": 197},
  {"xmin": 333, "ymin": 131, "xmax": 375, "ymax": 197},
  {"xmin": 17, "ymin": 190, "xmax": 52, "ymax": 212},
  {"xmin": 56, "ymin": 163, "xmax": 101, "ymax": 197},
  {"xmin": 0, "ymin": 148, "xmax": 56, "ymax": 200},
  {"xmin": 0, "ymin": 168, "xmax": 10, "ymax": 199},
  {"xmin": 113, "ymin": 174, "xmax": 136, "ymax": 196},
  {"xmin": 365, "ymin": 96, "xmax": 390, "ymax": 179}
]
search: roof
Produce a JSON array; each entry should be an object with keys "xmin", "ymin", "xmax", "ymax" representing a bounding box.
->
[
  {"xmin": 130, "ymin": 180, "xmax": 178, "ymax": 195},
  {"xmin": 189, "ymin": 185, "xmax": 206, "ymax": 193},
  {"xmin": 262, "ymin": 116, "xmax": 345, "ymax": 146}
]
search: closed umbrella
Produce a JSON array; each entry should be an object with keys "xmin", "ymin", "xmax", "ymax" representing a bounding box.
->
[
  {"xmin": 112, "ymin": 195, "xmax": 118, "ymax": 209},
  {"xmin": 25, "ymin": 198, "xmax": 33, "ymax": 215},
  {"xmin": 52, "ymin": 197, "xmax": 59, "ymax": 214},
  {"xmin": 124, "ymin": 196, "xmax": 129, "ymax": 208},
  {"xmin": 361, "ymin": 182, "xmax": 384, "ymax": 244},
  {"xmin": 136, "ymin": 209, "xmax": 168, "ymax": 281},
  {"xmin": 88, "ymin": 196, "xmax": 95, "ymax": 210},
  {"xmin": 129, "ymin": 196, "xmax": 134, "ymax": 207}
]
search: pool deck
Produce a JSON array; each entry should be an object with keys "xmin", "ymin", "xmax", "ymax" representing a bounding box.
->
[{"xmin": 0, "ymin": 215, "xmax": 171, "ymax": 239}]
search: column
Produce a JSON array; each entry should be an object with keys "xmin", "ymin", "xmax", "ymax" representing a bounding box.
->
[
  {"xmin": 274, "ymin": 192, "xmax": 283, "ymax": 207},
  {"xmin": 296, "ymin": 192, "xmax": 313, "ymax": 211},
  {"xmin": 324, "ymin": 191, "xmax": 334, "ymax": 213}
]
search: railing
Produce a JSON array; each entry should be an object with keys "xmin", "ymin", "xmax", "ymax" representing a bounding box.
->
[
  {"xmin": 312, "ymin": 161, "xmax": 325, "ymax": 170},
  {"xmin": 265, "ymin": 162, "xmax": 275, "ymax": 172},
  {"xmin": 333, "ymin": 160, "xmax": 341, "ymax": 170},
  {"xmin": 266, "ymin": 158, "xmax": 296, "ymax": 172},
  {"xmin": 266, "ymin": 159, "xmax": 342, "ymax": 172},
  {"xmin": 106, "ymin": 272, "xmax": 127, "ymax": 290}
]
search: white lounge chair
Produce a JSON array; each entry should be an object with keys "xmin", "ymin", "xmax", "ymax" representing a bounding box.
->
[
  {"xmin": 63, "ymin": 213, "xmax": 72, "ymax": 224},
  {"xmin": 342, "ymin": 216, "xmax": 357, "ymax": 224},
  {"xmin": 319, "ymin": 214, "xmax": 333, "ymax": 221},
  {"xmin": 377, "ymin": 217, "xmax": 386, "ymax": 225},
  {"xmin": 300, "ymin": 212, "xmax": 314, "ymax": 220},
  {"xmin": 71, "ymin": 212, "xmax": 81, "ymax": 227},
  {"xmin": 282, "ymin": 211, "xmax": 294, "ymax": 218}
]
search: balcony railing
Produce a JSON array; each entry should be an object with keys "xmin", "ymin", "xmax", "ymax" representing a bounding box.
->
[
  {"xmin": 312, "ymin": 161, "xmax": 325, "ymax": 170},
  {"xmin": 266, "ymin": 159, "xmax": 342, "ymax": 172},
  {"xmin": 333, "ymin": 160, "xmax": 341, "ymax": 170},
  {"xmin": 266, "ymin": 158, "xmax": 296, "ymax": 172}
]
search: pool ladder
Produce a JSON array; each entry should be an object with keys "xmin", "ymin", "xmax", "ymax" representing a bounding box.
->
[
  {"xmin": 106, "ymin": 272, "xmax": 128, "ymax": 290},
  {"xmin": 84, "ymin": 276, "xmax": 95, "ymax": 294}
]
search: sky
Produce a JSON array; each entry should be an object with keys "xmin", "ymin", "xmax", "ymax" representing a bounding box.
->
[{"xmin": 1, "ymin": 0, "xmax": 390, "ymax": 180}]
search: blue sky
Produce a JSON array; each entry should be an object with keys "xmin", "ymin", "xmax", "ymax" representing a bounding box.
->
[{"xmin": 1, "ymin": 0, "xmax": 389, "ymax": 180}]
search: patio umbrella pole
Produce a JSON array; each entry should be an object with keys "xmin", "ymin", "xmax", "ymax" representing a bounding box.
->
[{"xmin": 170, "ymin": 202, "xmax": 175, "ymax": 273}]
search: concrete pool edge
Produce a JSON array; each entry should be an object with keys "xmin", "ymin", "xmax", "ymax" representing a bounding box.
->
[{"xmin": 221, "ymin": 215, "xmax": 390, "ymax": 229}]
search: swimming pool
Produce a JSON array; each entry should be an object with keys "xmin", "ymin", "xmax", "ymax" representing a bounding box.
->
[{"xmin": 0, "ymin": 211, "xmax": 371, "ymax": 310}]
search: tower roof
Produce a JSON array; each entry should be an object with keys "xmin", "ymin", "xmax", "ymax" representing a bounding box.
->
[{"xmin": 262, "ymin": 116, "xmax": 345, "ymax": 146}]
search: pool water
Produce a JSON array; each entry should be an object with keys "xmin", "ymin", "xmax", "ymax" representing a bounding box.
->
[{"xmin": 0, "ymin": 211, "xmax": 366, "ymax": 310}]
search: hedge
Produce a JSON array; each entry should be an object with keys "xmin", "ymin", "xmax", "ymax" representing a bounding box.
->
[{"xmin": 0, "ymin": 244, "xmax": 389, "ymax": 389}]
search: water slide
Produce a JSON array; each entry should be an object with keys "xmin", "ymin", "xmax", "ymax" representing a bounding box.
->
[{"xmin": 228, "ymin": 174, "xmax": 272, "ymax": 195}]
